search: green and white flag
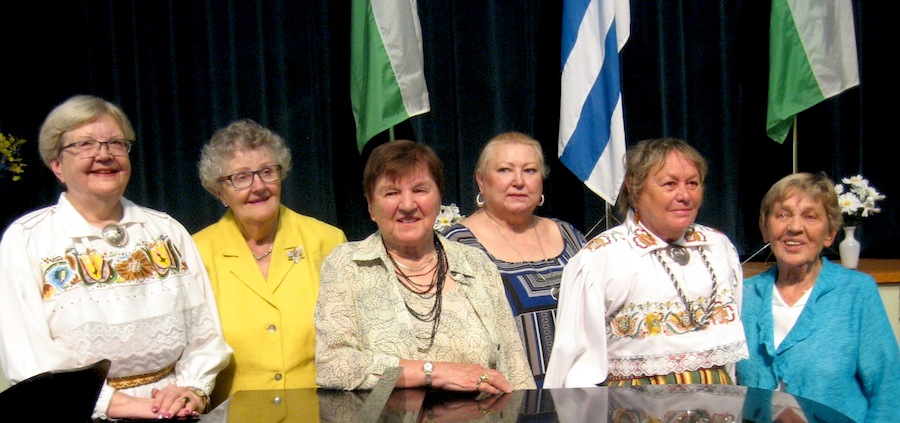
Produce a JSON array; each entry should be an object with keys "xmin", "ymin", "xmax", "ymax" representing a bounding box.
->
[
  {"xmin": 351, "ymin": 0, "xmax": 430, "ymax": 152},
  {"xmin": 766, "ymin": 0, "xmax": 859, "ymax": 143}
]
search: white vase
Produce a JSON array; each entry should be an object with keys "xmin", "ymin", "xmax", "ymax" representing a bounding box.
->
[{"xmin": 839, "ymin": 226, "xmax": 860, "ymax": 269}]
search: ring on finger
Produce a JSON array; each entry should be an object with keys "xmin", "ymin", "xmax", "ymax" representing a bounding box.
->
[
  {"xmin": 475, "ymin": 381, "xmax": 482, "ymax": 390},
  {"xmin": 479, "ymin": 373, "xmax": 490, "ymax": 383},
  {"xmin": 182, "ymin": 396, "xmax": 190, "ymax": 404}
]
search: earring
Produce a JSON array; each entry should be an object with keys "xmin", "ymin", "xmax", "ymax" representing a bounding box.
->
[
  {"xmin": 539, "ymin": 194, "xmax": 545, "ymax": 207},
  {"xmin": 476, "ymin": 193, "xmax": 485, "ymax": 207}
]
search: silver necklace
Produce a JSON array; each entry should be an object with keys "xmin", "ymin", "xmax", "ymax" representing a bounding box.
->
[
  {"xmin": 654, "ymin": 247, "xmax": 720, "ymax": 328},
  {"xmin": 253, "ymin": 245, "xmax": 274, "ymax": 261},
  {"xmin": 484, "ymin": 212, "xmax": 547, "ymax": 264},
  {"xmin": 485, "ymin": 212, "xmax": 548, "ymax": 282},
  {"xmin": 101, "ymin": 224, "xmax": 128, "ymax": 247}
]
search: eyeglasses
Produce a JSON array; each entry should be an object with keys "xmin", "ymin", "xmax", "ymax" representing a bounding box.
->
[
  {"xmin": 61, "ymin": 139, "xmax": 133, "ymax": 158},
  {"xmin": 219, "ymin": 165, "xmax": 282, "ymax": 190}
]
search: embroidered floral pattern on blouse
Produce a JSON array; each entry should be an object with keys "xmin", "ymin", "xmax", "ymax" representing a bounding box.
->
[
  {"xmin": 41, "ymin": 236, "xmax": 188, "ymax": 300},
  {"xmin": 632, "ymin": 228, "xmax": 658, "ymax": 249},
  {"xmin": 585, "ymin": 232, "xmax": 625, "ymax": 251},
  {"xmin": 683, "ymin": 226, "xmax": 707, "ymax": 243},
  {"xmin": 607, "ymin": 289, "xmax": 739, "ymax": 338}
]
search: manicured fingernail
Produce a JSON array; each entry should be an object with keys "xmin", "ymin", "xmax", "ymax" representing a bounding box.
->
[{"xmin": 152, "ymin": 406, "xmax": 158, "ymax": 413}]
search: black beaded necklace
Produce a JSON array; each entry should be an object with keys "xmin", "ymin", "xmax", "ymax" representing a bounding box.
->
[{"xmin": 385, "ymin": 234, "xmax": 447, "ymax": 352}]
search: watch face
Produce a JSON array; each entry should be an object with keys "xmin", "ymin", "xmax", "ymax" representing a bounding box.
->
[{"xmin": 423, "ymin": 362, "xmax": 434, "ymax": 373}]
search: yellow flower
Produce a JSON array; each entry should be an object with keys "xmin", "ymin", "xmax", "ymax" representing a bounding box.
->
[
  {"xmin": 149, "ymin": 239, "xmax": 173, "ymax": 271},
  {"xmin": 0, "ymin": 132, "xmax": 27, "ymax": 182}
]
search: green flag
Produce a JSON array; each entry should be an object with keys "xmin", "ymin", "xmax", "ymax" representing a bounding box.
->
[
  {"xmin": 766, "ymin": 0, "xmax": 859, "ymax": 143},
  {"xmin": 351, "ymin": 0, "xmax": 430, "ymax": 152}
]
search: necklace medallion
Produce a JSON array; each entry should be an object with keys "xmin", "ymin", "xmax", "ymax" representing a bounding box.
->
[
  {"xmin": 667, "ymin": 245, "xmax": 690, "ymax": 266},
  {"xmin": 101, "ymin": 224, "xmax": 128, "ymax": 248}
]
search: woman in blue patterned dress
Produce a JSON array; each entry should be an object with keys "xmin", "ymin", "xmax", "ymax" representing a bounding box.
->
[{"xmin": 443, "ymin": 132, "xmax": 586, "ymax": 388}]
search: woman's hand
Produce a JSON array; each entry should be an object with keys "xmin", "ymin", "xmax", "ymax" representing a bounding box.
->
[
  {"xmin": 434, "ymin": 362, "xmax": 514, "ymax": 394},
  {"xmin": 150, "ymin": 385, "xmax": 204, "ymax": 419}
]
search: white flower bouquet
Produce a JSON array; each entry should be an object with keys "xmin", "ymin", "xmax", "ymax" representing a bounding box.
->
[
  {"xmin": 434, "ymin": 203, "xmax": 464, "ymax": 231},
  {"xmin": 835, "ymin": 174, "xmax": 885, "ymax": 227}
]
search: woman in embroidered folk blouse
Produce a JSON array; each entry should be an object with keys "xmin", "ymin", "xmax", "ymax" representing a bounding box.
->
[
  {"xmin": 442, "ymin": 132, "xmax": 586, "ymax": 387},
  {"xmin": 736, "ymin": 173, "xmax": 900, "ymax": 423},
  {"xmin": 0, "ymin": 95, "xmax": 232, "ymax": 419},
  {"xmin": 544, "ymin": 138, "xmax": 748, "ymax": 388},
  {"xmin": 315, "ymin": 140, "xmax": 535, "ymax": 392},
  {"xmin": 192, "ymin": 119, "xmax": 346, "ymax": 407}
]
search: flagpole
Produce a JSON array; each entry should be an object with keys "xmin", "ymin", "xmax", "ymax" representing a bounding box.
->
[
  {"xmin": 792, "ymin": 116, "xmax": 798, "ymax": 174},
  {"xmin": 585, "ymin": 202, "xmax": 620, "ymax": 239}
]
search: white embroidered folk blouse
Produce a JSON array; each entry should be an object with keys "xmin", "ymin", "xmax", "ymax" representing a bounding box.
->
[
  {"xmin": 0, "ymin": 194, "xmax": 232, "ymax": 419},
  {"xmin": 544, "ymin": 210, "xmax": 749, "ymax": 388}
]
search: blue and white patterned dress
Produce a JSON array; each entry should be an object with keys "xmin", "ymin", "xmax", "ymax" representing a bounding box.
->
[{"xmin": 443, "ymin": 218, "xmax": 586, "ymax": 387}]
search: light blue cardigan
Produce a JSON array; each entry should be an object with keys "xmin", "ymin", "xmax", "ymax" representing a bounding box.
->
[{"xmin": 737, "ymin": 258, "xmax": 900, "ymax": 423}]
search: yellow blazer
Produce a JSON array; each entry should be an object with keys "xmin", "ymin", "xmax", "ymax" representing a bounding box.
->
[{"xmin": 193, "ymin": 206, "xmax": 346, "ymax": 406}]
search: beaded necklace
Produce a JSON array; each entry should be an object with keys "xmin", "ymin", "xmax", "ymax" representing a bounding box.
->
[
  {"xmin": 385, "ymin": 235, "xmax": 447, "ymax": 352},
  {"xmin": 653, "ymin": 246, "xmax": 720, "ymax": 328}
]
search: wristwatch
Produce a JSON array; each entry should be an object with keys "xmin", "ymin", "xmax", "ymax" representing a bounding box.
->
[{"xmin": 422, "ymin": 361, "xmax": 434, "ymax": 388}]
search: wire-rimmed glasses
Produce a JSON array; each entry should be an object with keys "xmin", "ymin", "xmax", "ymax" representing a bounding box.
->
[
  {"xmin": 219, "ymin": 165, "xmax": 282, "ymax": 190},
  {"xmin": 61, "ymin": 139, "xmax": 133, "ymax": 158}
]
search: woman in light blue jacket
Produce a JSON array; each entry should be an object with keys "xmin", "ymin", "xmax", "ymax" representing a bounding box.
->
[{"xmin": 737, "ymin": 173, "xmax": 900, "ymax": 423}]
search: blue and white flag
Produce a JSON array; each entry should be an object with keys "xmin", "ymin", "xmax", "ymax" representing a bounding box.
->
[{"xmin": 558, "ymin": 0, "xmax": 630, "ymax": 205}]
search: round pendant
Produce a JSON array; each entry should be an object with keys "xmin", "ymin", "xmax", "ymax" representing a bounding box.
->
[
  {"xmin": 101, "ymin": 224, "xmax": 128, "ymax": 247},
  {"xmin": 667, "ymin": 245, "xmax": 690, "ymax": 266}
]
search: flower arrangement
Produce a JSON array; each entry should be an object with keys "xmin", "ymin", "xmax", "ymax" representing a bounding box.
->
[
  {"xmin": 835, "ymin": 175, "xmax": 885, "ymax": 227},
  {"xmin": 0, "ymin": 132, "xmax": 27, "ymax": 182},
  {"xmin": 434, "ymin": 203, "xmax": 464, "ymax": 231}
]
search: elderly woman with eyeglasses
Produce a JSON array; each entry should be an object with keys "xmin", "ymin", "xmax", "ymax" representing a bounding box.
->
[
  {"xmin": 192, "ymin": 119, "xmax": 346, "ymax": 407},
  {"xmin": 0, "ymin": 95, "xmax": 232, "ymax": 420}
]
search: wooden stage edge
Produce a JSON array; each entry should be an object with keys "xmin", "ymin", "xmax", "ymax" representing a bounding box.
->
[{"xmin": 742, "ymin": 258, "xmax": 900, "ymax": 284}]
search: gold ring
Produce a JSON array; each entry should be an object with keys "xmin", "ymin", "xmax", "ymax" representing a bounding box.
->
[
  {"xmin": 479, "ymin": 373, "xmax": 490, "ymax": 383},
  {"xmin": 182, "ymin": 396, "xmax": 190, "ymax": 404}
]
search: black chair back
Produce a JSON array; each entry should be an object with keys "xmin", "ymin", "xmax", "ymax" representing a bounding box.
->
[{"xmin": 0, "ymin": 359, "xmax": 110, "ymax": 422}]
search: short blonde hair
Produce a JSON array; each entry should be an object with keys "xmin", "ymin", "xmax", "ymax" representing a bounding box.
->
[
  {"xmin": 38, "ymin": 95, "xmax": 135, "ymax": 168},
  {"xmin": 475, "ymin": 132, "xmax": 548, "ymax": 180}
]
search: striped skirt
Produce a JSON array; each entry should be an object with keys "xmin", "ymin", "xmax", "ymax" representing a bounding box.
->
[{"xmin": 604, "ymin": 366, "xmax": 732, "ymax": 386}]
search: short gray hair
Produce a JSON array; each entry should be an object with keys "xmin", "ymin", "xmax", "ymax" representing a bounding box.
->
[{"xmin": 197, "ymin": 119, "xmax": 292, "ymax": 195}]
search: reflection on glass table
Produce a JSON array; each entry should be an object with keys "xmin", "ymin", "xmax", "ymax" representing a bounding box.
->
[{"xmin": 198, "ymin": 384, "xmax": 852, "ymax": 423}]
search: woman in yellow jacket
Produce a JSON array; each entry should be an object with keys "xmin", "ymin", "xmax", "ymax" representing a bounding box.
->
[{"xmin": 193, "ymin": 119, "xmax": 346, "ymax": 407}]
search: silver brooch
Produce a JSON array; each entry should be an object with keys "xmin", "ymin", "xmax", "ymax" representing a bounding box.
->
[
  {"xmin": 286, "ymin": 246, "xmax": 304, "ymax": 264},
  {"xmin": 101, "ymin": 224, "xmax": 128, "ymax": 248},
  {"xmin": 666, "ymin": 245, "xmax": 690, "ymax": 266}
]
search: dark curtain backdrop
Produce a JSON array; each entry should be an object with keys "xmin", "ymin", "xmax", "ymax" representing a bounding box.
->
[{"xmin": 1, "ymin": 1, "xmax": 896, "ymax": 259}]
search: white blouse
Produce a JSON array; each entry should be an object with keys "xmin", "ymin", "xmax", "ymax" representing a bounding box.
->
[
  {"xmin": 0, "ymin": 194, "xmax": 231, "ymax": 419},
  {"xmin": 544, "ymin": 210, "xmax": 749, "ymax": 388}
]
